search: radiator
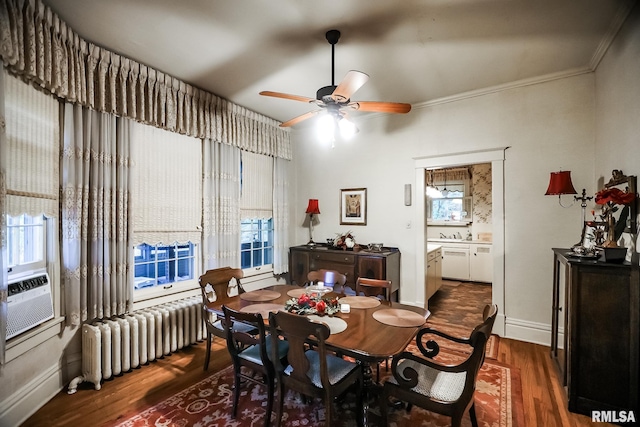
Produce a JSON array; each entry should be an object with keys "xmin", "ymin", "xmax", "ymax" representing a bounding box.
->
[{"xmin": 67, "ymin": 296, "xmax": 204, "ymax": 393}]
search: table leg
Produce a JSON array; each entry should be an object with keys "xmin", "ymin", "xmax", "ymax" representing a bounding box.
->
[{"xmin": 359, "ymin": 361, "xmax": 374, "ymax": 427}]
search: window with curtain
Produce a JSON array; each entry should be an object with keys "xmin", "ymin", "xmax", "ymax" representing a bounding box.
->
[
  {"xmin": 239, "ymin": 151, "xmax": 274, "ymax": 273},
  {"xmin": 4, "ymin": 72, "xmax": 59, "ymax": 278},
  {"xmin": 427, "ymin": 168, "xmax": 473, "ymax": 224},
  {"xmin": 130, "ymin": 122, "xmax": 202, "ymax": 298}
]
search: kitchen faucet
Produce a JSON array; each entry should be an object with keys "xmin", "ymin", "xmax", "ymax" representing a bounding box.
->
[{"xmin": 439, "ymin": 233, "xmax": 446, "ymax": 238}]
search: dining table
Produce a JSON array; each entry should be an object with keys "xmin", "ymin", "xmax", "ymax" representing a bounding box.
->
[{"xmin": 206, "ymin": 284, "xmax": 430, "ymax": 427}]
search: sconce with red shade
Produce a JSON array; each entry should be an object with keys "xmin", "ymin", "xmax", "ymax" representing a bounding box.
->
[
  {"xmin": 545, "ymin": 170, "xmax": 593, "ymax": 248},
  {"xmin": 305, "ymin": 199, "xmax": 321, "ymax": 246}
]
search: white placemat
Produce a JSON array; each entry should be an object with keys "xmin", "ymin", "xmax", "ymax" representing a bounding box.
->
[
  {"xmin": 306, "ymin": 315, "xmax": 348, "ymax": 334},
  {"xmin": 338, "ymin": 296, "xmax": 381, "ymax": 309}
]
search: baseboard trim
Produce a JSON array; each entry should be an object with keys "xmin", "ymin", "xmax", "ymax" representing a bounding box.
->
[
  {"xmin": 0, "ymin": 363, "xmax": 63, "ymax": 427},
  {"xmin": 505, "ymin": 317, "xmax": 551, "ymax": 346}
]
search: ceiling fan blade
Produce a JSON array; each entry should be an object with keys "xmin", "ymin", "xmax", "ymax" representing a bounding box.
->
[
  {"xmin": 259, "ymin": 91, "xmax": 315, "ymax": 104},
  {"xmin": 331, "ymin": 70, "xmax": 369, "ymax": 103},
  {"xmin": 280, "ymin": 110, "xmax": 321, "ymax": 127},
  {"xmin": 348, "ymin": 101, "xmax": 412, "ymax": 114}
]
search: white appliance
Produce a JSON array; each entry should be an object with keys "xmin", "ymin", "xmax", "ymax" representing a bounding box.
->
[{"xmin": 7, "ymin": 270, "xmax": 54, "ymax": 339}]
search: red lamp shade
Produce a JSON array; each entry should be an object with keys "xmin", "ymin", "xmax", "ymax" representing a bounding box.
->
[
  {"xmin": 305, "ymin": 199, "xmax": 321, "ymax": 215},
  {"xmin": 545, "ymin": 171, "xmax": 577, "ymax": 195}
]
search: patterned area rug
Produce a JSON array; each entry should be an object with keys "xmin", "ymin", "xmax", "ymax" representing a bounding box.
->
[{"xmin": 115, "ymin": 344, "xmax": 522, "ymax": 427}]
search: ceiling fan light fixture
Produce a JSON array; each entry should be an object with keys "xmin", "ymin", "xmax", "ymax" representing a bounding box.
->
[
  {"xmin": 317, "ymin": 113, "xmax": 336, "ymax": 144},
  {"xmin": 338, "ymin": 117, "xmax": 358, "ymax": 139}
]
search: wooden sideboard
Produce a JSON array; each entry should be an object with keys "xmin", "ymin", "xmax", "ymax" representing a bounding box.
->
[
  {"xmin": 289, "ymin": 244, "xmax": 401, "ymax": 299},
  {"xmin": 551, "ymin": 248, "xmax": 639, "ymax": 416}
]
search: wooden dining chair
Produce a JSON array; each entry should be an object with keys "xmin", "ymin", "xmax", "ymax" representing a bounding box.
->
[
  {"xmin": 268, "ymin": 310, "xmax": 364, "ymax": 427},
  {"xmin": 355, "ymin": 277, "xmax": 392, "ymax": 301},
  {"xmin": 222, "ymin": 306, "xmax": 289, "ymax": 427},
  {"xmin": 307, "ymin": 269, "xmax": 353, "ymax": 296},
  {"xmin": 380, "ymin": 304, "xmax": 498, "ymax": 427},
  {"xmin": 198, "ymin": 267, "xmax": 256, "ymax": 370}
]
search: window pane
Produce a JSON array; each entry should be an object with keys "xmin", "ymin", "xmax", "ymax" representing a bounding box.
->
[
  {"xmin": 432, "ymin": 199, "xmax": 463, "ymax": 221},
  {"xmin": 7, "ymin": 214, "xmax": 44, "ymax": 268},
  {"xmin": 240, "ymin": 218, "xmax": 273, "ymax": 269},
  {"xmin": 134, "ymin": 242, "xmax": 195, "ymax": 290}
]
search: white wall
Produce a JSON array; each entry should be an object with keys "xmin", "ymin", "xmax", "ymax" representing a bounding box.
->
[
  {"xmin": 594, "ymin": 3, "xmax": 640, "ymax": 259},
  {"xmin": 292, "ymin": 73, "xmax": 597, "ymax": 344}
]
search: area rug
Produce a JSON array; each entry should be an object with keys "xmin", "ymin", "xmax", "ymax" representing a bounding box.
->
[{"xmin": 115, "ymin": 346, "xmax": 522, "ymax": 427}]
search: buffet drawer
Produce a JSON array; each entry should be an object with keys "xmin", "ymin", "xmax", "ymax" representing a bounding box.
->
[{"xmin": 310, "ymin": 252, "xmax": 356, "ymax": 265}]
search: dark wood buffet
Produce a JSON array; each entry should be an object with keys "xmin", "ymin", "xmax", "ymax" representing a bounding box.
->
[
  {"xmin": 289, "ymin": 244, "xmax": 401, "ymax": 299},
  {"xmin": 551, "ymin": 248, "xmax": 639, "ymax": 417}
]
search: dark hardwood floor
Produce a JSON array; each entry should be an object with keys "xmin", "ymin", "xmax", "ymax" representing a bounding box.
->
[{"xmin": 23, "ymin": 282, "xmax": 604, "ymax": 427}]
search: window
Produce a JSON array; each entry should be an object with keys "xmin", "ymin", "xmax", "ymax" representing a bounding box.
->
[
  {"xmin": 240, "ymin": 218, "xmax": 273, "ymax": 270},
  {"xmin": 428, "ymin": 183, "xmax": 472, "ymax": 223},
  {"xmin": 133, "ymin": 242, "xmax": 196, "ymax": 290},
  {"xmin": 7, "ymin": 214, "xmax": 46, "ymax": 274}
]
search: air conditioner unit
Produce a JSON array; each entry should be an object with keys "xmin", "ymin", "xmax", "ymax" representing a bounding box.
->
[{"xmin": 7, "ymin": 270, "xmax": 54, "ymax": 340}]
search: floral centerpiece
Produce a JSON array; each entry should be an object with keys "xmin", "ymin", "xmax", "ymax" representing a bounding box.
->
[
  {"xmin": 332, "ymin": 231, "xmax": 357, "ymax": 250},
  {"xmin": 284, "ymin": 292, "xmax": 340, "ymax": 316},
  {"xmin": 594, "ymin": 186, "xmax": 636, "ymax": 248}
]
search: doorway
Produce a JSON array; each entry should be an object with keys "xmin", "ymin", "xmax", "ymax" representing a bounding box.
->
[{"xmin": 414, "ymin": 148, "xmax": 506, "ymax": 336}]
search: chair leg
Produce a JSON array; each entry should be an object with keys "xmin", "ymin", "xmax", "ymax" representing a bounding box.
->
[
  {"xmin": 469, "ymin": 402, "xmax": 479, "ymax": 427},
  {"xmin": 324, "ymin": 395, "xmax": 332, "ymax": 427},
  {"xmin": 379, "ymin": 386, "xmax": 389, "ymax": 425},
  {"xmin": 265, "ymin": 375, "xmax": 274, "ymax": 427},
  {"xmin": 232, "ymin": 366, "xmax": 241, "ymax": 417},
  {"xmin": 274, "ymin": 382, "xmax": 285, "ymax": 427},
  {"xmin": 203, "ymin": 333, "xmax": 212, "ymax": 371}
]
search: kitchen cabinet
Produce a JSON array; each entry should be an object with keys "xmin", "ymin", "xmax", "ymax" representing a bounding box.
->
[
  {"xmin": 470, "ymin": 244, "xmax": 492, "ymax": 283},
  {"xmin": 425, "ymin": 246, "xmax": 442, "ymax": 300},
  {"xmin": 551, "ymin": 248, "xmax": 639, "ymax": 417},
  {"xmin": 288, "ymin": 245, "xmax": 401, "ymax": 299},
  {"xmin": 441, "ymin": 244, "xmax": 470, "ymax": 281}
]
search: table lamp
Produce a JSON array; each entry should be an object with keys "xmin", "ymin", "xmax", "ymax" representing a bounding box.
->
[
  {"xmin": 305, "ymin": 199, "xmax": 321, "ymax": 246},
  {"xmin": 545, "ymin": 170, "xmax": 593, "ymax": 248}
]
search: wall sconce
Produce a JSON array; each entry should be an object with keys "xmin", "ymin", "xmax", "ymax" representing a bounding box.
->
[
  {"xmin": 305, "ymin": 199, "xmax": 321, "ymax": 246},
  {"xmin": 545, "ymin": 170, "xmax": 593, "ymax": 248}
]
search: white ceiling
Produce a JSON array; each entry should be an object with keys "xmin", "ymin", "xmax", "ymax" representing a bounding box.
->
[{"xmin": 44, "ymin": 0, "xmax": 633, "ymax": 125}]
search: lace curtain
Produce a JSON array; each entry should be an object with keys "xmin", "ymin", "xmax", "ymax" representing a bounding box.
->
[
  {"xmin": 130, "ymin": 122, "xmax": 202, "ymax": 246},
  {"xmin": 0, "ymin": 60, "xmax": 7, "ymax": 365},
  {"xmin": 202, "ymin": 140, "xmax": 241, "ymax": 270},
  {"xmin": 61, "ymin": 103, "xmax": 132, "ymax": 325},
  {"xmin": 272, "ymin": 157, "xmax": 290, "ymax": 275},
  {"xmin": 0, "ymin": 0, "xmax": 292, "ymax": 160}
]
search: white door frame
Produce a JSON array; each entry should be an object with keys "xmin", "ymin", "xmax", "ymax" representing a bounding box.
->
[{"xmin": 414, "ymin": 148, "xmax": 507, "ymax": 336}]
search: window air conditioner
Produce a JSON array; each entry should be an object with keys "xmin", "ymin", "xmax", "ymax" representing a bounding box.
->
[{"xmin": 7, "ymin": 270, "xmax": 54, "ymax": 339}]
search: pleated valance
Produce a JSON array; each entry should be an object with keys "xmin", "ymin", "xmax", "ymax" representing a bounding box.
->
[
  {"xmin": 0, "ymin": 0, "xmax": 292, "ymax": 160},
  {"xmin": 429, "ymin": 167, "xmax": 470, "ymax": 184}
]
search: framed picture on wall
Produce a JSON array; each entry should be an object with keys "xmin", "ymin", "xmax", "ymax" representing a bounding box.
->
[{"xmin": 340, "ymin": 188, "xmax": 367, "ymax": 225}]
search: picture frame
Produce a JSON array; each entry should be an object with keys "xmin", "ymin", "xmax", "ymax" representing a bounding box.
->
[{"xmin": 340, "ymin": 188, "xmax": 367, "ymax": 225}]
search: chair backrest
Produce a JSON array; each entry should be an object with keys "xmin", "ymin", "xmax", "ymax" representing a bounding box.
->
[
  {"xmin": 269, "ymin": 310, "xmax": 331, "ymax": 390},
  {"xmin": 222, "ymin": 305, "xmax": 269, "ymax": 365},
  {"xmin": 355, "ymin": 277, "xmax": 392, "ymax": 300},
  {"xmin": 307, "ymin": 269, "xmax": 347, "ymax": 288},
  {"xmin": 468, "ymin": 303, "xmax": 498, "ymax": 370},
  {"xmin": 199, "ymin": 267, "xmax": 245, "ymax": 304}
]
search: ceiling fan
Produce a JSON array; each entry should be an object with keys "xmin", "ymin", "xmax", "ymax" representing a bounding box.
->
[{"xmin": 260, "ymin": 29, "xmax": 412, "ymax": 128}]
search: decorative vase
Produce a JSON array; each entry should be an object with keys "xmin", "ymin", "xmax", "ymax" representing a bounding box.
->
[{"xmin": 602, "ymin": 212, "xmax": 619, "ymax": 248}]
